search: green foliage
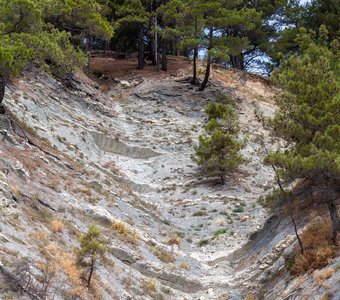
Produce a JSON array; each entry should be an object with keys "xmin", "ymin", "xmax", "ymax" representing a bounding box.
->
[
  {"xmin": 0, "ymin": 0, "xmax": 95, "ymax": 88},
  {"xmin": 192, "ymin": 98, "xmax": 244, "ymax": 184},
  {"xmin": 265, "ymin": 27, "xmax": 340, "ymax": 181},
  {"xmin": 0, "ymin": 0, "xmax": 113, "ymax": 82},
  {"xmin": 213, "ymin": 229, "xmax": 227, "ymax": 236},
  {"xmin": 0, "ymin": 38, "xmax": 32, "ymax": 80},
  {"xmin": 258, "ymin": 188, "xmax": 288, "ymax": 209},
  {"xmin": 76, "ymin": 225, "xmax": 107, "ymax": 286},
  {"xmin": 115, "ymin": 0, "xmax": 150, "ymax": 27}
]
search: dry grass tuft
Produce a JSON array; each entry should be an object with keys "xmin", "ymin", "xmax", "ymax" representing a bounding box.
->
[
  {"xmin": 152, "ymin": 246, "xmax": 175, "ymax": 263},
  {"xmin": 290, "ymin": 220, "xmax": 337, "ymax": 275},
  {"xmin": 142, "ymin": 279, "xmax": 157, "ymax": 295},
  {"xmin": 112, "ymin": 221, "xmax": 138, "ymax": 245},
  {"xmin": 165, "ymin": 236, "xmax": 181, "ymax": 246},
  {"xmin": 180, "ymin": 263, "xmax": 189, "ymax": 270},
  {"xmin": 314, "ymin": 268, "xmax": 335, "ymax": 288},
  {"xmin": 49, "ymin": 219, "xmax": 64, "ymax": 233}
]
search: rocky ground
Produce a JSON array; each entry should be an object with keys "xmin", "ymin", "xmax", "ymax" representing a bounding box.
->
[{"xmin": 0, "ymin": 60, "xmax": 338, "ymax": 299}]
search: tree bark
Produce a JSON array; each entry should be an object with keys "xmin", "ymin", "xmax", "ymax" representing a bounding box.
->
[
  {"xmin": 87, "ymin": 259, "xmax": 95, "ymax": 287},
  {"xmin": 289, "ymin": 210, "xmax": 304, "ymax": 254},
  {"xmin": 199, "ymin": 27, "xmax": 213, "ymax": 91},
  {"xmin": 137, "ymin": 25, "xmax": 145, "ymax": 70},
  {"xmin": 327, "ymin": 197, "xmax": 339, "ymax": 245},
  {"xmin": 0, "ymin": 75, "xmax": 5, "ymax": 104},
  {"xmin": 324, "ymin": 182, "xmax": 340, "ymax": 244},
  {"xmin": 191, "ymin": 47, "xmax": 199, "ymax": 85},
  {"xmin": 0, "ymin": 75, "xmax": 6, "ymax": 114},
  {"xmin": 162, "ymin": 41, "xmax": 167, "ymax": 71},
  {"xmin": 152, "ymin": 15, "xmax": 158, "ymax": 66},
  {"xmin": 220, "ymin": 175, "xmax": 225, "ymax": 185},
  {"xmin": 230, "ymin": 54, "xmax": 244, "ymax": 70}
]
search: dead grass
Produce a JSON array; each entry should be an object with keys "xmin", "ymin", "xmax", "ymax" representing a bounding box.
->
[
  {"xmin": 73, "ymin": 187, "xmax": 92, "ymax": 197},
  {"xmin": 152, "ymin": 246, "xmax": 175, "ymax": 263},
  {"xmin": 112, "ymin": 221, "xmax": 138, "ymax": 245},
  {"xmin": 49, "ymin": 219, "xmax": 64, "ymax": 233},
  {"xmin": 142, "ymin": 279, "xmax": 157, "ymax": 296},
  {"xmin": 180, "ymin": 263, "xmax": 189, "ymax": 270},
  {"xmin": 314, "ymin": 268, "xmax": 335, "ymax": 288},
  {"xmin": 165, "ymin": 236, "xmax": 181, "ymax": 246},
  {"xmin": 290, "ymin": 220, "xmax": 337, "ymax": 275},
  {"xmin": 37, "ymin": 243, "xmax": 86, "ymax": 298}
]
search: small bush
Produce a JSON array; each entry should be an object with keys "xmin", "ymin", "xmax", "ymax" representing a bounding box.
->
[
  {"xmin": 160, "ymin": 286, "xmax": 171, "ymax": 295},
  {"xmin": 232, "ymin": 206, "xmax": 244, "ymax": 213},
  {"xmin": 198, "ymin": 239, "xmax": 210, "ymax": 247},
  {"xmin": 192, "ymin": 211, "xmax": 208, "ymax": 217},
  {"xmin": 213, "ymin": 229, "xmax": 227, "ymax": 236}
]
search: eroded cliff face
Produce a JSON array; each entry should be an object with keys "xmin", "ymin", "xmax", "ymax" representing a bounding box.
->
[{"xmin": 0, "ymin": 62, "xmax": 337, "ymax": 300}]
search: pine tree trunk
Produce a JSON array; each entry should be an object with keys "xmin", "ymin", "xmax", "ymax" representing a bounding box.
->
[
  {"xmin": 138, "ymin": 25, "xmax": 145, "ymax": 70},
  {"xmin": 0, "ymin": 75, "xmax": 5, "ymax": 105},
  {"xmin": 87, "ymin": 259, "xmax": 95, "ymax": 287},
  {"xmin": 199, "ymin": 28, "xmax": 213, "ymax": 91},
  {"xmin": 325, "ymin": 184, "xmax": 340, "ymax": 244},
  {"xmin": 191, "ymin": 46, "xmax": 199, "ymax": 85},
  {"xmin": 231, "ymin": 55, "xmax": 244, "ymax": 70},
  {"xmin": 155, "ymin": 16, "xmax": 158, "ymax": 67},
  {"xmin": 0, "ymin": 75, "xmax": 6, "ymax": 114},
  {"xmin": 220, "ymin": 175, "xmax": 225, "ymax": 185},
  {"xmin": 162, "ymin": 41, "xmax": 167, "ymax": 71},
  {"xmin": 290, "ymin": 210, "xmax": 304, "ymax": 254},
  {"xmin": 327, "ymin": 197, "xmax": 339, "ymax": 244}
]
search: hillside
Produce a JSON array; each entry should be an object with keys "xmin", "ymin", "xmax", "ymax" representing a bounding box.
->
[{"xmin": 0, "ymin": 58, "xmax": 338, "ymax": 300}]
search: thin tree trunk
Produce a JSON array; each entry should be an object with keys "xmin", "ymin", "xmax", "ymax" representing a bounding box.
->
[
  {"xmin": 261, "ymin": 141, "xmax": 304, "ymax": 253},
  {"xmin": 138, "ymin": 25, "xmax": 145, "ymax": 70},
  {"xmin": 0, "ymin": 75, "xmax": 6, "ymax": 114},
  {"xmin": 220, "ymin": 175, "xmax": 225, "ymax": 185},
  {"xmin": 162, "ymin": 41, "xmax": 167, "ymax": 71},
  {"xmin": 0, "ymin": 76, "xmax": 5, "ymax": 104},
  {"xmin": 154, "ymin": 14, "xmax": 158, "ymax": 69},
  {"xmin": 327, "ymin": 198, "xmax": 339, "ymax": 245},
  {"xmin": 289, "ymin": 210, "xmax": 304, "ymax": 254},
  {"xmin": 199, "ymin": 27, "xmax": 213, "ymax": 91},
  {"xmin": 231, "ymin": 55, "xmax": 243, "ymax": 70},
  {"xmin": 191, "ymin": 18, "xmax": 199, "ymax": 85},
  {"xmin": 87, "ymin": 260, "xmax": 94, "ymax": 287},
  {"xmin": 324, "ymin": 181, "xmax": 340, "ymax": 244},
  {"xmin": 191, "ymin": 46, "xmax": 199, "ymax": 85}
]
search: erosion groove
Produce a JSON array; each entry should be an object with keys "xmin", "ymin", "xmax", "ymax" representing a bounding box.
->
[
  {"xmin": 90, "ymin": 131, "xmax": 162, "ymax": 159},
  {"xmin": 0, "ymin": 66, "xmax": 337, "ymax": 300}
]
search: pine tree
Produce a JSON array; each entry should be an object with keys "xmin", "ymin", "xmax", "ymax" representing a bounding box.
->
[
  {"xmin": 0, "ymin": 0, "xmax": 114, "ymax": 110},
  {"xmin": 116, "ymin": 0, "xmax": 150, "ymax": 69},
  {"xmin": 192, "ymin": 100, "xmax": 244, "ymax": 184},
  {"xmin": 76, "ymin": 225, "xmax": 108, "ymax": 287},
  {"xmin": 265, "ymin": 26, "xmax": 340, "ymax": 243},
  {"xmin": 198, "ymin": 0, "xmax": 260, "ymax": 90}
]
